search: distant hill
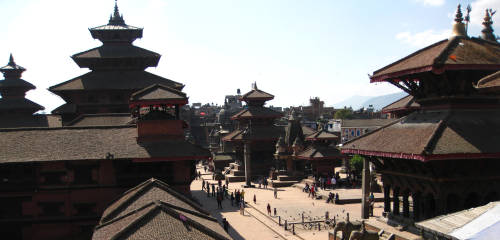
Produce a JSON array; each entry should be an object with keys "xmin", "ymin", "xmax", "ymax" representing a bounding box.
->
[
  {"xmin": 333, "ymin": 92, "xmax": 407, "ymax": 110},
  {"xmin": 332, "ymin": 95, "xmax": 373, "ymax": 109}
]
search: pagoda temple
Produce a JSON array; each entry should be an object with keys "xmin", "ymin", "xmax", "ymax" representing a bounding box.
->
[
  {"xmin": 222, "ymin": 83, "xmax": 283, "ymax": 185},
  {"xmin": 0, "ymin": 3, "xmax": 210, "ymax": 240},
  {"xmin": 0, "ymin": 55, "xmax": 62, "ymax": 128},
  {"xmin": 274, "ymin": 110, "xmax": 343, "ymax": 182},
  {"xmin": 342, "ymin": 5, "xmax": 500, "ymax": 224},
  {"xmin": 49, "ymin": 1, "xmax": 183, "ymax": 124}
]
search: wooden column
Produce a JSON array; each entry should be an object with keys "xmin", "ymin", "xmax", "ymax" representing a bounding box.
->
[
  {"xmin": 361, "ymin": 157, "xmax": 370, "ymax": 219},
  {"xmin": 244, "ymin": 141, "xmax": 252, "ymax": 187},
  {"xmin": 384, "ymin": 185, "xmax": 391, "ymax": 213},
  {"xmin": 412, "ymin": 192, "xmax": 420, "ymax": 221},
  {"xmin": 393, "ymin": 187, "xmax": 400, "ymax": 215},
  {"xmin": 403, "ymin": 191, "xmax": 410, "ymax": 217}
]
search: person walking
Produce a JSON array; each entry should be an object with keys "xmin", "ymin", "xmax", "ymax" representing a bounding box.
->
[
  {"xmin": 202, "ymin": 179, "xmax": 205, "ymax": 190},
  {"xmin": 240, "ymin": 201, "xmax": 244, "ymax": 215},
  {"xmin": 230, "ymin": 192, "xmax": 234, "ymax": 206},
  {"xmin": 273, "ymin": 187, "xmax": 278, "ymax": 199},
  {"xmin": 267, "ymin": 203, "xmax": 271, "ymax": 215},
  {"xmin": 212, "ymin": 184, "xmax": 216, "ymax": 197},
  {"xmin": 253, "ymin": 194, "xmax": 256, "ymax": 204},
  {"xmin": 241, "ymin": 189, "xmax": 245, "ymax": 201},
  {"xmin": 217, "ymin": 192, "xmax": 223, "ymax": 209},
  {"xmin": 207, "ymin": 184, "xmax": 210, "ymax": 197}
]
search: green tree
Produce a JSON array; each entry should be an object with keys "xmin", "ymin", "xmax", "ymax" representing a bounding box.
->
[
  {"xmin": 334, "ymin": 108, "xmax": 352, "ymax": 119},
  {"xmin": 349, "ymin": 154, "xmax": 364, "ymax": 174}
]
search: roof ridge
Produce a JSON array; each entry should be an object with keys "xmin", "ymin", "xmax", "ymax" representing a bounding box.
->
[
  {"xmin": 101, "ymin": 179, "xmax": 157, "ymax": 222},
  {"xmin": 433, "ymin": 36, "xmax": 462, "ymax": 66},
  {"xmin": 422, "ymin": 111, "xmax": 452, "ymax": 156},
  {"xmin": 109, "ymin": 203, "xmax": 161, "ymax": 240},
  {"xmin": 95, "ymin": 201, "xmax": 156, "ymax": 229},
  {"xmin": 158, "ymin": 200, "xmax": 216, "ymax": 222}
]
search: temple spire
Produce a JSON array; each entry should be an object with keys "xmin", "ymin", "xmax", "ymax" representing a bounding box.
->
[
  {"xmin": 252, "ymin": 81, "xmax": 258, "ymax": 90},
  {"xmin": 451, "ymin": 4, "xmax": 467, "ymax": 37},
  {"xmin": 108, "ymin": 0, "xmax": 125, "ymax": 25},
  {"xmin": 8, "ymin": 53, "xmax": 15, "ymax": 66},
  {"xmin": 481, "ymin": 9, "xmax": 497, "ymax": 42}
]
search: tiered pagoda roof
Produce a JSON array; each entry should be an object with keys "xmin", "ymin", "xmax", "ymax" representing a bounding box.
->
[
  {"xmin": 342, "ymin": 5, "xmax": 500, "ymax": 161},
  {"xmin": 223, "ymin": 83, "xmax": 283, "ymax": 142},
  {"xmin": 49, "ymin": 1, "xmax": 183, "ymax": 118},
  {"xmin": 0, "ymin": 54, "xmax": 44, "ymax": 115}
]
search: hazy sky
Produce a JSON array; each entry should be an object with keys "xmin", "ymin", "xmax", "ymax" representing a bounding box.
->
[{"xmin": 0, "ymin": 0, "xmax": 498, "ymax": 112}]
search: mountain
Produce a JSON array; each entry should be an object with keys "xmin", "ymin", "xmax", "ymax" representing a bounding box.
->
[
  {"xmin": 333, "ymin": 92, "xmax": 407, "ymax": 110},
  {"xmin": 332, "ymin": 95, "xmax": 373, "ymax": 109}
]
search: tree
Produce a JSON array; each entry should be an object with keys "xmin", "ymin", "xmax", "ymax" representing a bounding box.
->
[
  {"xmin": 334, "ymin": 108, "xmax": 352, "ymax": 119},
  {"xmin": 349, "ymin": 154, "xmax": 364, "ymax": 174}
]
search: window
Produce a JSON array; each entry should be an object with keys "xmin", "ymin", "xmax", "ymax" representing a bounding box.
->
[
  {"xmin": 351, "ymin": 130, "xmax": 355, "ymax": 137},
  {"xmin": 356, "ymin": 130, "xmax": 361, "ymax": 136}
]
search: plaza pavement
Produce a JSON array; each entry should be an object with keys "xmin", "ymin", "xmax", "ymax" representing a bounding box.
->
[{"xmin": 191, "ymin": 165, "xmax": 386, "ymax": 240}]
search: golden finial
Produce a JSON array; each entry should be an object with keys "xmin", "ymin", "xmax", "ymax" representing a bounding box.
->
[
  {"xmin": 481, "ymin": 9, "xmax": 497, "ymax": 42},
  {"xmin": 451, "ymin": 4, "xmax": 467, "ymax": 37}
]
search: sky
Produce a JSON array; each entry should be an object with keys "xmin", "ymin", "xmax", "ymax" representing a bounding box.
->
[{"xmin": 0, "ymin": 0, "xmax": 498, "ymax": 112}]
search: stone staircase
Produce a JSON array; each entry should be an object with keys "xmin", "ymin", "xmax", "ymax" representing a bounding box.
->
[
  {"xmin": 378, "ymin": 229, "xmax": 395, "ymax": 240},
  {"xmin": 224, "ymin": 162, "xmax": 245, "ymax": 182}
]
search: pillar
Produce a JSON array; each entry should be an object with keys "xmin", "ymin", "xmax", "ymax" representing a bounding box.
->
[
  {"xmin": 412, "ymin": 193, "xmax": 420, "ymax": 221},
  {"xmin": 393, "ymin": 187, "xmax": 400, "ymax": 215},
  {"xmin": 361, "ymin": 157, "xmax": 370, "ymax": 219},
  {"xmin": 403, "ymin": 191, "xmax": 409, "ymax": 217},
  {"xmin": 244, "ymin": 141, "xmax": 252, "ymax": 186},
  {"xmin": 384, "ymin": 185, "xmax": 391, "ymax": 213}
]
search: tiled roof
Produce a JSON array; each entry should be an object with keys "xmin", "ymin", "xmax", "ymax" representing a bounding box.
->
[
  {"xmin": 301, "ymin": 126, "xmax": 316, "ymax": 136},
  {"xmin": 416, "ymin": 201, "xmax": 500, "ymax": 239},
  {"xmin": 68, "ymin": 113, "xmax": 133, "ymax": 127},
  {"xmin": 371, "ymin": 37, "xmax": 500, "ymax": 82},
  {"xmin": 296, "ymin": 145, "xmax": 343, "ymax": 160},
  {"xmin": 0, "ymin": 98, "xmax": 44, "ymax": 112},
  {"xmin": 305, "ymin": 130, "xmax": 338, "ymax": 141},
  {"xmin": 72, "ymin": 45, "xmax": 160, "ymax": 60},
  {"xmin": 381, "ymin": 95, "xmax": 420, "ymax": 113},
  {"xmin": 222, "ymin": 125, "xmax": 284, "ymax": 142},
  {"xmin": 94, "ymin": 178, "xmax": 231, "ymax": 240},
  {"xmin": 0, "ymin": 126, "xmax": 210, "ymax": 163},
  {"xmin": 130, "ymin": 84, "xmax": 187, "ymax": 101},
  {"xmin": 0, "ymin": 78, "xmax": 35, "ymax": 89},
  {"xmin": 341, "ymin": 119, "xmax": 396, "ymax": 128},
  {"xmin": 49, "ymin": 71, "xmax": 184, "ymax": 92},
  {"xmin": 476, "ymin": 70, "xmax": 500, "ymax": 92},
  {"xmin": 342, "ymin": 109, "xmax": 500, "ymax": 161},
  {"xmin": 95, "ymin": 203, "xmax": 231, "ymax": 240},
  {"xmin": 0, "ymin": 114, "xmax": 61, "ymax": 129},
  {"xmin": 231, "ymin": 107, "xmax": 282, "ymax": 120},
  {"xmin": 100, "ymin": 178, "xmax": 208, "ymax": 224},
  {"xmin": 90, "ymin": 24, "xmax": 142, "ymax": 31},
  {"xmin": 51, "ymin": 103, "xmax": 77, "ymax": 114},
  {"xmin": 241, "ymin": 88, "xmax": 274, "ymax": 101}
]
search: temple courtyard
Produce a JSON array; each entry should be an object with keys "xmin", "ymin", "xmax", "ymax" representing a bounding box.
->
[{"xmin": 191, "ymin": 165, "xmax": 390, "ymax": 240}]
